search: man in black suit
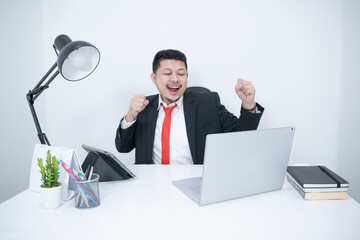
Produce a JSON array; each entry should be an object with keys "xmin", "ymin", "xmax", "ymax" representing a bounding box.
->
[{"xmin": 115, "ymin": 49, "xmax": 264, "ymax": 164}]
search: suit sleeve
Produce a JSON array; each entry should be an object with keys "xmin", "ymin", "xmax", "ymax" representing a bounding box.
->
[
  {"xmin": 215, "ymin": 93, "xmax": 264, "ymax": 132},
  {"xmin": 115, "ymin": 117, "xmax": 136, "ymax": 153}
]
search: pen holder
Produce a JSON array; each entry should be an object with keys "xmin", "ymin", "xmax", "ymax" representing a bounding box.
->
[{"xmin": 73, "ymin": 173, "xmax": 100, "ymax": 209}]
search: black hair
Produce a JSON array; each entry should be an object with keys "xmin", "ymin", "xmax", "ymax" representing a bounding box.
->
[{"xmin": 152, "ymin": 49, "xmax": 187, "ymax": 73}]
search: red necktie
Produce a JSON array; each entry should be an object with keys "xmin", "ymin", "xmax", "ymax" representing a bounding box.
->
[{"xmin": 161, "ymin": 104, "xmax": 177, "ymax": 164}]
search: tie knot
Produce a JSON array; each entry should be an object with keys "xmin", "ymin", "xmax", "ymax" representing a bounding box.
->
[{"xmin": 162, "ymin": 103, "xmax": 177, "ymax": 114}]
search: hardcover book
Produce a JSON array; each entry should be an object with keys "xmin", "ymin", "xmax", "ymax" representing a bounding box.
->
[
  {"xmin": 286, "ymin": 166, "xmax": 349, "ymax": 188},
  {"xmin": 286, "ymin": 173, "xmax": 348, "ymax": 193},
  {"xmin": 286, "ymin": 174, "xmax": 348, "ymax": 200}
]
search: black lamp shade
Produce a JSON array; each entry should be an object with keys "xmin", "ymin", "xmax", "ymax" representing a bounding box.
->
[{"xmin": 54, "ymin": 35, "xmax": 100, "ymax": 81}]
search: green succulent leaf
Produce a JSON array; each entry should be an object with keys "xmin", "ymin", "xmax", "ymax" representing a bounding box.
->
[{"xmin": 38, "ymin": 150, "xmax": 61, "ymax": 188}]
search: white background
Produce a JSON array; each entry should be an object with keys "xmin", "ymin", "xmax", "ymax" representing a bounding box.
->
[{"xmin": 0, "ymin": 0, "xmax": 359, "ymax": 203}]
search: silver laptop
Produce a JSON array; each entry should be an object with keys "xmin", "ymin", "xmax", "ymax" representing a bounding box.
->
[{"xmin": 172, "ymin": 127, "xmax": 296, "ymax": 206}]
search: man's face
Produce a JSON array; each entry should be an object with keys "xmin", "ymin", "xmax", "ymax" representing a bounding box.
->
[{"xmin": 151, "ymin": 59, "xmax": 188, "ymax": 105}]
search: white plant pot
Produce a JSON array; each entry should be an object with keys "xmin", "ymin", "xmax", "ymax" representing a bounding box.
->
[{"xmin": 40, "ymin": 183, "xmax": 63, "ymax": 209}]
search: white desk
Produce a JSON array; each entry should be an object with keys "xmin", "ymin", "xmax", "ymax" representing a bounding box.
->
[{"xmin": 0, "ymin": 165, "xmax": 359, "ymax": 240}]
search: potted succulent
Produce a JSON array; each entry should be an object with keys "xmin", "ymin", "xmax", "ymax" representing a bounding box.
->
[{"xmin": 38, "ymin": 150, "xmax": 63, "ymax": 208}]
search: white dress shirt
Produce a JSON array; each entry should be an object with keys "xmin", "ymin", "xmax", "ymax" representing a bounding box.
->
[{"xmin": 121, "ymin": 95, "xmax": 193, "ymax": 164}]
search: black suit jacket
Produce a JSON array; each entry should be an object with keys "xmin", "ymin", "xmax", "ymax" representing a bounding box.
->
[{"xmin": 115, "ymin": 89, "xmax": 264, "ymax": 164}]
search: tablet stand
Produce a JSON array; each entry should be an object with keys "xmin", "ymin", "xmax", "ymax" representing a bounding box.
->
[{"xmin": 81, "ymin": 151, "xmax": 132, "ymax": 182}]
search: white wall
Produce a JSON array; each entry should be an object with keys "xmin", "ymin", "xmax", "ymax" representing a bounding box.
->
[
  {"xmin": 1, "ymin": 0, "xmax": 359, "ymax": 203},
  {"xmin": 0, "ymin": 0, "xmax": 42, "ymax": 203},
  {"xmin": 337, "ymin": 0, "xmax": 360, "ymax": 203}
]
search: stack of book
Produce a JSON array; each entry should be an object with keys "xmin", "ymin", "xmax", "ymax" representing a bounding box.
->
[{"xmin": 286, "ymin": 165, "xmax": 349, "ymax": 200}]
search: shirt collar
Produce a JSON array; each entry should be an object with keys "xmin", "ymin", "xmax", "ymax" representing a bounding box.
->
[{"xmin": 157, "ymin": 95, "xmax": 183, "ymax": 111}]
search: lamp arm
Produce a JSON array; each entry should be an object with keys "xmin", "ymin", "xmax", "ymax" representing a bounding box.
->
[
  {"xmin": 26, "ymin": 62, "xmax": 60, "ymax": 146},
  {"xmin": 32, "ymin": 62, "xmax": 58, "ymax": 91},
  {"xmin": 31, "ymin": 70, "xmax": 60, "ymax": 102},
  {"xmin": 29, "ymin": 62, "xmax": 60, "ymax": 102},
  {"xmin": 27, "ymin": 98, "xmax": 51, "ymax": 145}
]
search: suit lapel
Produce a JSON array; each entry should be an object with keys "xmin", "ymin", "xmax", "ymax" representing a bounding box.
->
[
  {"xmin": 183, "ymin": 92, "xmax": 197, "ymax": 163},
  {"xmin": 146, "ymin": 96, "xmax": 159, "ymax": 164}
]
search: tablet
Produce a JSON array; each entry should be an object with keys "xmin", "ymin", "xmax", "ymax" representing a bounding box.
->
[{"xmin": 81, "ymin": 144, "xmax": 135, "ymax": 180}]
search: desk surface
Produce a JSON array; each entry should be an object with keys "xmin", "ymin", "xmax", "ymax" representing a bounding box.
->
[{"xmin": 0, "ymin": 165, "xmax": 359, "ymax": 240}]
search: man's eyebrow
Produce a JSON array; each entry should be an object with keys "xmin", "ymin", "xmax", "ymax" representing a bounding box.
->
[{"xmin": 162, "ymin": 68, "xmax": 186, "ymax": 71}]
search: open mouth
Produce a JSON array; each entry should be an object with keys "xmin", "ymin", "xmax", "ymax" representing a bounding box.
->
[{"xmin": 166, "ymin": 84, "xmax": 182, "ymax": 94}]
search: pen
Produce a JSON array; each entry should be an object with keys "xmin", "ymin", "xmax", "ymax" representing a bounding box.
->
[
  {"xmin": 84, "ymin": 165, "xmax": 91, "ymax": 180},
  {"xmin": 88, "ymin": 166, "xmax": 94, "ymax": 181},
  {"xmin": 77, "ymin": 172, "xmax": 97, "ymax": 199},
  {"xmin": 75, "ymin": 171, "xmax": 90, "ymax": 207},
  {"xmin": 59, "ymin": 160, "xmax": 99, "ymax": 205},
  {"xmin": 77, "ymin": 171, "xmax": 84, "ymax": 181}
]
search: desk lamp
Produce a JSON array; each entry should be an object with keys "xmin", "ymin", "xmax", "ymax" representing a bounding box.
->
[{"xmin": 26, "ymin": 34, "xmax": 100, "ymax": 145}]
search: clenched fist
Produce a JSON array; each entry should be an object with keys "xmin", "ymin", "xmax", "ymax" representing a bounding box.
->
[
  {"xmin": 125, "ymin": 94, "xmax": 149, "ymax": 122},
  {"xmin": 235, "ymin": 78, "xmax": 256, "ymax": 110}
]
